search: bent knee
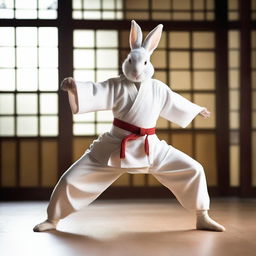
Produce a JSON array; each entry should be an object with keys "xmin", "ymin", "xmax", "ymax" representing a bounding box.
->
[{"xmin": 59, "ymin": 166, "xmax": 81, "ymax": 185}]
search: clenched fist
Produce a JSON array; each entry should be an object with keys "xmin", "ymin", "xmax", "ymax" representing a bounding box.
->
[
  {"xmin": 200, "ymin": 108, "xmax": 211, "ymax": 118},
  {"xmin": 61, "ymin": 77, "xmax": 76, "ymax": 92}
]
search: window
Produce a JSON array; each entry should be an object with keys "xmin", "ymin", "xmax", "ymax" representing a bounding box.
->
[
  {"xmin": 252, "ymin": 30, "xmax": 256, "ymax": 186},
  {"xmin": 73, "ymin": 0, "xmax": 123, "ymax": 19},
  {"xmin": 0, "ymin": 0, "xmax": 255, "ymax": 196},
  {"xmin": 252, "ymin": 0, "xmax": 256, "ymax": 20},
  {"xmin": 73, "ymin": 30, "xmax": 118, "ymax": 135},
  {"xmin": 228, "ymin": 30, "xmax": 240, "ymax": 187},
  {"xmin": 73, "ymin": 0, "xmax": 215, "ymax": 21},
  {"xmin": 228, "ymin": 0, "xmax": 239, "ymax": 20},
  {"xmin": 0, "ymin": 0, "xmax": 57, "ymax": 19},
  {"xmin": 0, "ymin": 27, "xmax": 59, "ymax": 137}
]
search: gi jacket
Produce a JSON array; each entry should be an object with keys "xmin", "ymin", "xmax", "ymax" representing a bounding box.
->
[{"xmin": 76, "ymin": 75, "xmax": 205, "ymax": 169}]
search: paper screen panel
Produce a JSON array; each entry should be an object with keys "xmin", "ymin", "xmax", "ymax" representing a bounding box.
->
[
  {"xmin": 41, "ymin": 140, "xmax": 58, "ymax": 187},
  {"xmin": 156, "ymin": 117, "xmax": 169, "ymax": 129},
  {"xmin": 173, "ymin": 0, "xmax": 191, "ymax": 10},
  {"xmin": 0, "ymin": 0, "xmax": 57, "ymax": 19},
  {"xmin": 228, "ymin": 0, "xmax": 239, "ymax": 20},
  {"xmin": 229, "ymin": 50, "xmax": 240, "ymax": 68},
  {"xmin": 158, "ymin": 31, "xmax": 166, "ymax": 48},
  {"xmin": 230, "ymin": 145, "xmax": 239, "ymax": 186},
  {"xmin": 126, "ymin": 0, "xmax": 149, "ymax": 9},
  {"xmin": 171, "ymin": 133, "xmax": 193, "ymax": 157},
  {"xmin": 229, "ymin": 70, "xmax": 240, "ymax": 88},
  {"xmin": 0, "ymin": 117, "xmax": 15, "ymax": 136},
  {"xmin": 112, "ymin": 173, "xmax": 130, "ymax": 186},
  {"xmin": 229, "ymin": 90, "xmax": 240, "ymax": 111},
  {"xmin": 132, "ymin": 174, "xmax": 146, "ymax": 186},
  {"xmin": 0, "ymin": 94, "xmax": 14, "ymax": 114},
  {"xmin": 154, "ymin": 71, "xmax": 167, "ymax": 84},
  {"xmin": 120, "ymin": 31, "xmax": 129, "ymax": 48},
  {"xmin": 152, "ymin": 0, "xmax": 170, "ymax": 9},
  {"xmin": 193, "ymin": 52, "xmax": 215, "ymax": 69},
  {"xmin": 195, "ymin": 133, "xmax": 217, "ymax": 186},
  {"xmin": 253, "ymin": 132, "xmax": 256, "ymax": 186},
  {"xmin": 157, "ymin": 132, "xmax": 170, "ymax": 144},
  {"xmin": 148, "ymin": 175, "xmax": 162, "ymax": 186},
  {"xmin": 152, "ymin": 12, "xmax": 171, "ymax": 20},
  {"xmin": 172, "ymin": 12, "xmax": 191, "ymax": 20},
  {"xmin": 230, "ymin": 112, "xmax": 239, "ymax": 129},
  {"xmin": 126, "ymin": 12, "xmax": 149, "ymax": 19},
  {"xmin": 194, "ymin": 93, "xmax": 215, "ymax": 128},
  {"xmin": 169, "ymin": 32, "xmax": 190, "ymax": 48},
  {"xmin": 1, "ymin": 141, "xmax": 16, "ymax": 187},
  {"xmin": 20, "ymin": 140, "xmax": 39, "ymax": 186},
  {"xmin": 169, "ymin": 51, "xmax": 190, "ymax": 69},
  {"xmin": 192, "ymin": 32, "xmax": 215, "ymax": 49},
  {"xmin": 170, "ymin": 71, "xmax": 191, "ymax": 90},
  {"xmin": 72, "ymin": 0, "xmax": 214, "ymax": 21},
  {"xmin": 193, "ymin": 71, "xmax": 215, "ymax": 90},
  {"xmin": 96, "ymin": 30, "xmax": 118, "ymax": 47},
  {"xmin": 73, "ymin": 137, "xmax": 95, "ymax": 161},
  {"xmin": 151, "ymin": 50, "xmax": 167, "ymax": 68}
]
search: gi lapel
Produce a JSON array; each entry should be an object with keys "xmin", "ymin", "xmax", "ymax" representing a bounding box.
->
[
  {"xmin": 124, "ymin": 79, "xmax": 149, "ymax": 120},
  {"xmin": 127, "ymin": 81, "xmax": 138, "ymax": 103}
]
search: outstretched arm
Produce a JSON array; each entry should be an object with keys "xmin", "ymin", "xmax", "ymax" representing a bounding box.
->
[
  {"xmin": 160, "ymin": 83, "xmax": 209, "ymax": 128},
  {"xmin": 61, "ymin": 77, "xmax": 115, "ymax": 115},
  {"xmin": 61, "ymin": 77, "xmax": 79, "ymax": 114}
]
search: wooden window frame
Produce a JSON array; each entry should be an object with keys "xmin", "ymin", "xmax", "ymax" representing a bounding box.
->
[{"xmin": 0, "ymin": 0, "xmax": 255, "ymax": 199}]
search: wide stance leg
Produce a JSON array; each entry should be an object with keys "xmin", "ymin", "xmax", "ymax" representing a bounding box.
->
[
  {"xmin": 33, "ymin": 154, "xmax": 123, "ymax": 232},
  {"xmin": 150, "ymin": 147, "xmax": 225, "ymax": 231}
]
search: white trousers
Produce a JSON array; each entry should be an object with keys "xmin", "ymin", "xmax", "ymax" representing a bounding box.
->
[{"xmin": 47, "ymin": 148, "xmax": 210, "ymax": 221}]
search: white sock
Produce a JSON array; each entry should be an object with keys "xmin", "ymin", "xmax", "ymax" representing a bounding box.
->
[
  {"xmin": 196, "ymin": 210, "xmax": 225, "ymax": 232},
  {"xmin": 33, "ymin": 219, "xmax": 59, "ymax": 232}
]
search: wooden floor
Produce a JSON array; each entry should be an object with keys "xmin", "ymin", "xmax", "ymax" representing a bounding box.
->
[{"xmin": 0, "ymin": 198, "xmax": 256, "ymax": 256}]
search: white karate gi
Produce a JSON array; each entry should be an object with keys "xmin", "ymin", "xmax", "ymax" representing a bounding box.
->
[{"xmin": 47, "ymin": 75, "xmax": 210, "ymax": 221}]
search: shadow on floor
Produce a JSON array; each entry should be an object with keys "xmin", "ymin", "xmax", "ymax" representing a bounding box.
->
[{"xmin": 48, "ymin": 228, "xmax": 217, "ymax": 256}]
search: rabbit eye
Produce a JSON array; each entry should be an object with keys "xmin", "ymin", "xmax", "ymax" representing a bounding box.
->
[
  {"xmin": 129, "ymin": 59, "xmax": 131, "ymax": 64},
  {"xmin": 144, "ymin": 61, "xmax": 147, "ymax": 65}
]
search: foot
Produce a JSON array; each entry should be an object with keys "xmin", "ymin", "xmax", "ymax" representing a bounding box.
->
[
  {"xmin": 196, "ymin": 211, "xmax": 225, "ymax": 232},
  {"xmin": 33, "ymin": 219, "xmax": 59, "ymax": 232}
]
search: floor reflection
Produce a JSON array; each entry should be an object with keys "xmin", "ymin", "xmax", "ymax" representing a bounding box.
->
[{"xmin": 48, "ymin": 227, "xmax": 218, "ymax": 256}]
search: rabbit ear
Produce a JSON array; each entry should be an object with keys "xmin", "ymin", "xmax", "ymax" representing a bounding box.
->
[
  {"xmin": 129, "ymin": 20, "xmax": 143, "ymax": 49},
  {"xmin": 142, "ymin": 24, "xmax": 163, "ymax": 55}
]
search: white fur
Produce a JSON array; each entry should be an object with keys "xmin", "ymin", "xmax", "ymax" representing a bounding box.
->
[{"xmin": 122, "ymin": 20, "xmax": 163, "ymax": 83}]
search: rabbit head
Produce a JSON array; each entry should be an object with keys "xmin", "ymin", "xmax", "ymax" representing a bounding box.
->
[{"xmin": 122, "ymin": 20, "xmax": 163, "ymax": 83}]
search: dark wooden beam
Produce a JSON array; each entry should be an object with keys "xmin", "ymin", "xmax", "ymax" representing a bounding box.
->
[
  {"xmin": 215, "ymin": 0, "xmax": 230, "ymax": 195},
  {"xmin": 71, "ymin": 20, "xmax": 218, "ymax": 30},
  {"xmin": 0, "ymin": 186, "xmax": 224, "ymax": 201},
  {"xmin": 58, "ymin": 0, "xmax": 73, "ymax": 176},
  {"xmin": 239, "ymin": 0, "xmax": 252, "ymax": 196}
]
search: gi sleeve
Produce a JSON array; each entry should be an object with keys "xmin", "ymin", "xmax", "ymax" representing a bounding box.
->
[
  {"xmin": 160, "ymin": 85, "xmax": 205, "ymax": 128},
  {"xmin": 75, "ymin": 79, "xmax": 115, "ymax": 114}
]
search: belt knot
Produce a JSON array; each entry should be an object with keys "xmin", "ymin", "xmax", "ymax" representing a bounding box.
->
[{"xmin": 113, "ymin": 118, "xmax": 156, "ymax": 159}]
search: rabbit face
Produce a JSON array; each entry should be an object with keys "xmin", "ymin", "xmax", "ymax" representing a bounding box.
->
[
  {"xmin": 122, "ymin": 48, "xmax": 154, "ymax": 82},
  {"xmin": 122, "ymin": 20, "xmax": 163, "ymax": 83}
]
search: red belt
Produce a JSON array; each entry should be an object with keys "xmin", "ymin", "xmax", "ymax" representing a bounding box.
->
[{"xmin": 113, "ymin": 118, "xmax": 156, "ymax": 159}]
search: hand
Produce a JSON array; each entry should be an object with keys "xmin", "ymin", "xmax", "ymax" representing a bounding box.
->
[
  {"xmin": 200, "ymin": 108, "xmax": 211, "ymax": 118},
  {"xmin": 60, "ymin": 77, "xmax": 79, "ymax": 114},
  {"xmin": 61, "ymin": 77, "xmax": 76, "ymax": 92}
]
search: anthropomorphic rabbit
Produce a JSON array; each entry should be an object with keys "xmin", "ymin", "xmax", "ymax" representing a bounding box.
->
[{"xmin": 33, "ymin": 20, "xmax": 225, "ymax": 232}]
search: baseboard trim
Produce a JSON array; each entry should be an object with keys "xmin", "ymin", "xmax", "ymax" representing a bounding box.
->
[{"xmin": 0, "ymin": 186, "xmax": 243, "ymax": 201}]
